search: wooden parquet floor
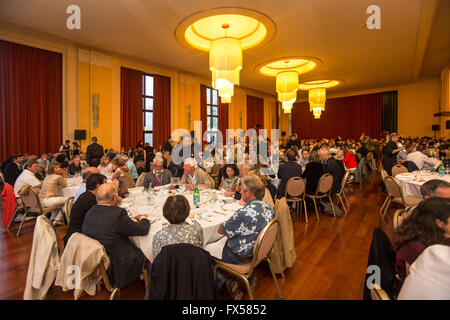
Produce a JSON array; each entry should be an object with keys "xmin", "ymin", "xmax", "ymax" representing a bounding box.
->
[{"xmin": 0, "ymin": 171, "xmax": 397, "ymax": 300}]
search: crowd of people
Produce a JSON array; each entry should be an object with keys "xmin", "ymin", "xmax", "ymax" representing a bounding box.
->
[{"xmin": 1, "ymin": 130, "xmax": 449, "ymax": 300}]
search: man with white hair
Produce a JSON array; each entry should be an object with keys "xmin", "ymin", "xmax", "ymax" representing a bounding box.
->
[
  {"xmin": 143, "ymin": 156, "xmax": 172, "ymax": 189},
  {"xmin": 180, "ymin": 158, "xmax": 214, "ymax": 190}
]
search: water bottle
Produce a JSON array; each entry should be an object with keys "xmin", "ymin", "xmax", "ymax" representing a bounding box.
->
[
  {"xmin": 193, "ymin": 184, "xmax": 200, "ymax": 208},
  {"xmin": 438, "ymin": 161, "xmax": 445, "ymax": 177}
]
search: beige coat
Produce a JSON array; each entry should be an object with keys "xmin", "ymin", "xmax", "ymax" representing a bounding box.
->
[
  {"xmin": 181, "ymin": 167, "xmax": 214, "ymax": 188},
  {"xmin": 55, "ymin": 233, "xmax": 110, "ymax": 299},
  {"xmin": 24, "ymin": 216, "xmax": 60, "ymax": 300},
  {"xmin": 263, "ymin": 188, "xmax": 274, "ymax": 209},
  {"xmin": 269, "ymin": 197, "xmax": 296, "ymax": 274}
]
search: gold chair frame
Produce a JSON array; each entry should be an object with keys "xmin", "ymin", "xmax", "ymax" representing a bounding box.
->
[
  {"xmin": 305, "ymin": 173, "xmax": 336, "ymax": 219},
  {"xmin": 63, "ymin": 197, "xmax": 74, "ymax": 225},
  {"xmin": 335, "ymin": 171, "xmax": 350, "ymax": 216},
  {"xmin": 213, "ymin": 219, "xmax": 283, "ymax": 300},
  {"xmin": 284, "ymin": 177, "xmax": 308, "ymax": 222}
]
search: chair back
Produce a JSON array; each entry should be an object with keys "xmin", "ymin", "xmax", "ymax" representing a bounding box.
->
[
  {"xmin": 380, "ymin": 168, "xmax": 388, "ymax": 182},
  {"xmin": 285, "ymin": 177, "xmax": 305, "ymax": 198},
  {"xmin": 393, "ymin": 208, "xmax": 406, "ymax": 231},
  {"xmin": 316, "ymin": 173, "xmax": 334, "ymax": 195},
  {"xmin": 210, "ymin": 164, "xmax": 221, "ymax": 175},
  {"xmin": 250, "ymin": 219, "xmax": 279, "ymax": 269},
  {"xmin": 384, "ymin": 176, "xmax": 403, "ymax": 200},
  {"xmin": 135, "ymin": 172, "xmax": 146, "ymax": 187},
  {"xmin": 18, "ymin": 185, "xmax": 42, "ymax": 211},
  {"xmin": 64, "ymin": 197, "xmax": 74, "ymax": 224},
  {"xmin": 0, "ymin": 170, "xmax": 5, "ymax": 183},
  {"xmin": 392, "ymin": 164, "xmax": 408, "ymax": 177},
  {"xmin": 370, "ymin": 284, "xmax": 390, "ymax": 300},
  {"xmin": 338, "ymin": 171, "xmax": 350, "ymax": 194},
  {"xmin": 263, "ymin": 188, "xmax": 274, "ymax": 209}
]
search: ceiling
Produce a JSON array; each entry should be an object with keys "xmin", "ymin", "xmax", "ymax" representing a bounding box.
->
[{"xmin": 0, "ymin": 0, "xmax": 448, "ymax": 98}]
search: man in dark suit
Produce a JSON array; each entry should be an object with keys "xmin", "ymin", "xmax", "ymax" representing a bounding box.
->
[
  {"xmin": 82, "ymin": 183, "xmax": 150, "ymax": 288},
  {"xmin": 3, "ymin": 154, "xmax": 24, "ymax": 186},
  {"xmin": 319, "ymin": 148, "xmax": 345, "ymax": 195},
  {"xmin": 143, "ymin": 157, "xmax": 172, "ymax": 189},
  {"xmin": 163, "ymin": 136, "xmax": 173, "ymax": 154},
  {"xmin": 356, "ymin": 141, "xmax": 369, "ymax": 159},
  {"xmin": 286, "ymin": 133, "xmax": 302, "ymax": 150},
  {"xmin": 64, "ymin": 173, "xmax": 106, "ymax": 246},
  {"xmin": 86, "ymin": 136, "xmax": 104, "ymax": 167},
  {"xmin": 277, "ymin": 150, "xmax": 303, "ymax": 199}
]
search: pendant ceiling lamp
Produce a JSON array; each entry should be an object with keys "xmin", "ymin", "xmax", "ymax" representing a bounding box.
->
[
  {"xmin": 299, "ymin": 79, "xmax": 343, "ymax": 119},
  {"xmin": 257, "ymin": 57, "xmax": 321, "ymax": 112},
  {"xmin": 176, "ymin": 8, "xmax": 276, "ymax": 103}
]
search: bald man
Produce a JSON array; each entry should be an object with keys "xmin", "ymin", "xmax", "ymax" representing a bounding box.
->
[
  {"xmin": 82, "ymin": 183, "xmax": 150, "ymax": 287},
  {"xmin": 74, "ymin": 167, "xmax": 100, "ymax": 202}
]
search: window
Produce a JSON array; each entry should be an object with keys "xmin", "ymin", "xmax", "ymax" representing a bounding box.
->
[
  {"xmin": 206, "ymin": 87, "xmax": 219, "ymax": 144},
  {"xmin": 143, "ymin": 74, "xmax": 153, "ymax": 146}
]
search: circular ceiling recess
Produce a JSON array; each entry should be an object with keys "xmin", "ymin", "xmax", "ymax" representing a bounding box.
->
[
  {"xmin": 175, "ymin": 8, "xmax": 276, "ymax": 52},
  {"xmin": 256, "ymin": 57, "xmax": 322, "ymax": 77},
  {"xmin": 298, "ymin": 79, "xmax": 344, "ymax": 90}
]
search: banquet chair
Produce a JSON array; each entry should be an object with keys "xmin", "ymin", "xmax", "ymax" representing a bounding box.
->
[
  {"xmin": 393, "ymin": 208, "xmax": 406, "ymax": 231},
  {"xmin": 305, "ymin": 173, "xmax": 336, "ymax": 219},
  {"xmin": 98, "ymin": 261, "xmax": 121, "ymax": 300},
  {"xmin": 63, "ymin": 197, "xmax": 74, "ymax": 225},
  {"xmin": 284, "ymin": 177, "xmax": 308, "ymax": 222},
  {"xmin": 16, "ymin": 185, "xmax": 64, "ymax": 237},
  {"xmin": 0, "ymin": 170, "xmax": 5, "ymax": 183},
  {"xmin": 210, "ymin": 164, "xmax": 221, "ymax": 188},
  {"xmin": 366, "ymin": 152, "xmax": 376, "ymax": 171},
  {"xmin": 335, "ymin": 171, "xmax": 350, "ymax": 216},
  {"xmin": 135, "ymin": 172, "xmax": 146, "ymax": 187},
  {"xmin": 370, "ymin": 284, "xmax": 391, "ymax": 300},
  {"xmin": 380, "ymin": 176, "xmax": 422, "ymax": 221},
  {"xmin": 392, "ymin": 164, "xmax": 408, "ymax": 177},
  {"xmin": 213, "ymin": 219, "xmax": 283, "ymax": 300}
]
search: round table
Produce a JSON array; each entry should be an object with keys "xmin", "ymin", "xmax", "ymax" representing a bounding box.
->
[
  {"xmin": 396, "ymin": 171, "xmax": 450, "ymax": 198},
  {"xmin": 125, "ymin": 186, "xmax": 242, "ymax": 262}
]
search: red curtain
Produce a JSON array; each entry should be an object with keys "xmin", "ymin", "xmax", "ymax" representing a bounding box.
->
[
  {"xmin": 153, "ymin": 74, "xmax": 171, "ymax": 149},
  {"xmin": 218, "ymin": 97, "xmax": 229, "ymax": 134},
  {"xmin": 291, "ymin": 93, "xmax": 382, "ymax": 139},
  {"xmin": 275, "ymin": 102, "xmax": 280, "ymax": 129},
  {"xmin": 0, "ymin": 40, "xmax": 62, "ymax": 162},
  {"xmin": 200, "ymin": 84, "xmax": 207, "ymax": 135},
  {"xmin": 246, "ymin": 95, "xmax": 264, "ymax": 130},
  {"xmin": 120, "ymin": 67, "xmax": 143, "ymax": 149}
]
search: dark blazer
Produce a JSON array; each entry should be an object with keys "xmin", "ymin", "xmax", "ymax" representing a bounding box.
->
[
  {"xmin": 323, "ymin": 157, "xmax": 345, "ymax": 195},
  {"xmin": 163, "ymin": 141, "xmax": 172, "ymax": 153},
  {"xmin": 302, "ymin": 162, "xmax": 324, "ymax": 195},
  {"xmin": 64, "ymin": 191, "xmax": 97, "ymax": 246},
  {"xmin": 145, "ymin": 243, "xmax": 218, "ymax": 300},
  {"xmin": 68, "ymin": 163, "xmax": 82, "ymax": 175},
  {"xmin": 277, "ymin": 161, "xmax": 303, "ymax": 199},
  {"xmin": 143, "ymin": 169, "xmax": 172, "ymax": 189},
  {"xmin": 82, "ymin": 205, "xmax": 150, "ymax": 287},
  {"xmin": 86, "ymin": 143, "xmax": 104, "ymax": 167},
  {"xmin": 4, "ymin": 162, "xmax": 22, "ymax": 186},
  {"xmin": 382, "ymin": 141, "xmax": 399, "ymax": 176}
]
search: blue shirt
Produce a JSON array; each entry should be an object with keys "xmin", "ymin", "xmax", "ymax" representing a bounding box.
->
[
  {"xmin": 126, "ymin": 161, "xmax": 139, "ymax": 180},
  {"xmin": 74, "ymin": 183, "xmax": 86, "ymax": 202},
  {"xmin": 221, "ymin": 199, "xmax": 274, "ymax": 256}
]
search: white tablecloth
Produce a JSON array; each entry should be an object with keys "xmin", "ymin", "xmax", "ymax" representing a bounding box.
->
[
  {"xmin": 59, "ymin": 176, "xmax": 83, "ymax": 198},
  {"xmin": 126, "ymin": 187, "xmax": 243, "ymax": 262},
  {"xmin": 396, "ymin": 171, "xmax": 450, "ymax": 198}
]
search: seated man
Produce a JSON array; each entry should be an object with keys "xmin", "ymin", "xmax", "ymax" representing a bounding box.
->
[
  {"xmin": 68, "ymin": 155, "xmax": 83, "ymax": 176},
  {"xmin": 63, "ymin": 173, "xmax": 106, "ymax": 246},
  {"xmin": 82, "ymin": 183, "xmax": 150, "ymax": 288},
  {"xmin": 180, "ymin": 158, "xmax": 214, "ymax": 190},
  {"xmin": 74, "ymin": 167, "xmax": 100, "ymax": 202},
  {"xmin": 277, "ymin": 150, "xmax": 303, "ymax": 199},
  {"xmin": 217, "ymin": 175, "xmax": 275, "ymax": 299},
  {"xmin": 4, "ymin": 153, "xmax": 24, "ymax": 186},
  {"xmin": 143, "ymin": 156, "xmax": 172, "ymax": 190},
  {"xmin": 407, "ymin": 144, "xmax": 440, "ymax": 170},
  {"xmin": 14, "ymin": 161, "xmax": 42, "ymax": 197},
  {"xmin": 40, "ymin": 163, "xmax": 69, "ymax": 223},
  {"xmin": 298, "ymin": 149, "xmax": 309, "ymax": 166}
]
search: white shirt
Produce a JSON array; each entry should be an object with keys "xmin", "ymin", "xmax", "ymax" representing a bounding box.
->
[
  {"xmin": 189, "ymin": 174, "xmax": 196, "ymax": 185},
  {"xmin": 398, "ymin": 245, "xmax": 450, "ymax": 300},
  {"xmin": 406, "ymin": 151, "xmax": 439, "ymax": 169},
  {"xmin": 14, "ymin": 169, "xmax": 41, "ymax": 197}
]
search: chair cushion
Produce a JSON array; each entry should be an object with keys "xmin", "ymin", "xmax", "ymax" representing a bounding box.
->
[
  {"xmin": 404, "ymin": 196, "xmax": 422, "ymax": 207},
  {"xmin": 216, "ymin": 260, "xmax": 252, "ymax": 274}
]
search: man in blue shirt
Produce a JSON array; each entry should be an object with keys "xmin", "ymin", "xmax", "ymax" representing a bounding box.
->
[
  {"xmin": 217, "ymin": 174, "xmax": 275, "ymax": 299},
  {"xmin": 74, "ymin": 167, "xmax": 100, "ymax": 202}
]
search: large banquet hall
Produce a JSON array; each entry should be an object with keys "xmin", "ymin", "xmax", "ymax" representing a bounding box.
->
[{"xmin": 0, "ymin": 0, "xmax": 449, "ymax": 303}]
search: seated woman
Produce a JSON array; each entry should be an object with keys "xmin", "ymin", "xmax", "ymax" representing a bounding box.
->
[
  {"xmin": 40, "ymin": 162, "xmax": 69, "ymax": 223},
  {"xmin": 152, "ymin": 195, "xmax": 204, "ymax": 258},
  {"xmin": 219, "ymin": 164, "xmax": 240, "ymax": 193},
  {"xmin": 98, "ymin": 155, "xmax": 113, "ymax": 176},
  {"xmin": 342, "ymin": 145, "xmax": 357, "ymax": 169},
  {"xmin": 393, "ymin": 197, "xmax": 450, "ymax": 283},
  {"xmin": 111, "ymin": 158, "xmax": 135, "ymax": 197},
  {"xmin": 301, "ymin": 150, "xmax": 324, "ymax": 195}
]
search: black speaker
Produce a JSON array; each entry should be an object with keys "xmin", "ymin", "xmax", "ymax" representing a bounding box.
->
[
  {"xmin": 74, "ymin": 129, "xmax": 86, "ymax": 140},
  {"xmin": 446, "ymin": 120, "xmax": 450, "ymax": 129},
  {"xmin": 432, "ymin": 125, "xmax": 440, "ymax": 131}
]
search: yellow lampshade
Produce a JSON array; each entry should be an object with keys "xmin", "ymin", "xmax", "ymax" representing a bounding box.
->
[
  {"xmin": 276, "ymin": 71, "xmax": 299, "ymax": 93},
  {"xmin": 282, "ymin": 99, "xmax": 295, "ymax": 113},
  {"xmin": 312, "ymin": 108, "xmax": 322, "ymax": 119},
  {"xmin": 308, "ymin": 88, "xmax": 326, "ymax": 105},
  {"xmin": 218, "ymin": 81, "xmax": 234, "ymax": 99},
  {"xmin": 209, "ymin": 38, "xmax": 242, "ymax": 86},
  {"xmin": 309, "ymin": 103, "xmax": 325, "ymax": 112},
  {"xmin": 278, "ymin": 90, "xmax": 297, "ymax": 102},
  {"xmin": 221, "ymin": 96, "xmax": 231, "ymax": 103}
]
